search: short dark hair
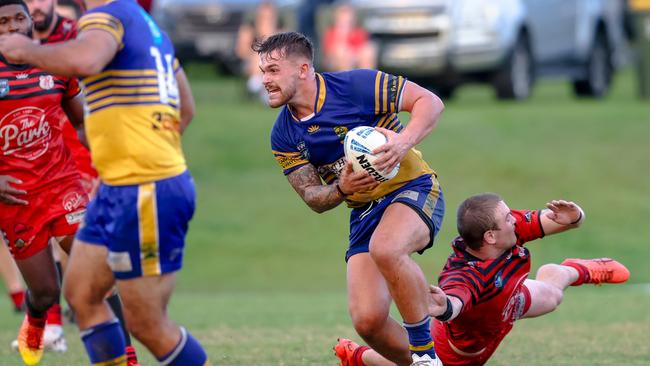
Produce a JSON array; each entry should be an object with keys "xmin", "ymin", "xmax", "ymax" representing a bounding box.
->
[
  {"xmin": 57, "ymin": 0, "xmax": 86, "ymax": 19},
  {"xmin": 0, "ymin": 0, "xmax": 29, "ymax": 13},
  {"xmin": 252, "ymin": 31, "xmax": 314, "ymax": 63},
  {"xmin": 457, "ymin": 193, "xmax": 503, "ymax": 250}
]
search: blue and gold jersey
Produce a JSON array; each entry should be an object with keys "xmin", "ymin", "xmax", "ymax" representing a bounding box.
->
[
  {"xmin": 78, "ymin": 0, "xmax": 185, "ymax": 185},
  {"xmin": 271, "ymin": 69, "xmax": 435, "ymax": 207}
]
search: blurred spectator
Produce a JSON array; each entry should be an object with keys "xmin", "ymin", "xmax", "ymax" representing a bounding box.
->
[
  {"xmin": 138, "ymin": 0, "xmax": 153, "ymax": 13},
  {"xmin": 236, "ymin": 1, "xmax": 284, "ymax": 101},
  {"xmin": 56, "ymin": 0, "xmax": 85, "ymax": 20},
  {"xmin": 322, "ymin": 3, "xmax": 376, "ymax": 71}
]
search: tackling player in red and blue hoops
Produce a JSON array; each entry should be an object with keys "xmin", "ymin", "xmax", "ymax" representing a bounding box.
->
[
  {"xmin": 254, "ymin": 32, "xmax": 445, "ymax": 366},
  {"xmin": 0, "ymin": 0, "xmax": 209, "ymax": 365}
]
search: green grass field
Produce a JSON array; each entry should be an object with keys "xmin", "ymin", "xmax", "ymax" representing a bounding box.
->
[{"xmin": 1, "ymin": 66, "xmax": 649, "ymax": 365}]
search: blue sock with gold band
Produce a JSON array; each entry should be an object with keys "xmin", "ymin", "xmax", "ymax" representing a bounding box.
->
[
  {"xmin": 157, "ymin": 327, "xmax": 209, "ymax": 366},
  {"xmin": 80, "ymin": 319, "xmax": 127, "ymax": 366},
  {"xmin": 404, "ymin": 315, "xmax": 437, "ymax": 358}
]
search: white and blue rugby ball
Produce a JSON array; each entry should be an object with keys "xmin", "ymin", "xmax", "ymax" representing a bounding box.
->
[{"xmin": 343, "ymin": 126, "xmax": 400, "ymax": 182}]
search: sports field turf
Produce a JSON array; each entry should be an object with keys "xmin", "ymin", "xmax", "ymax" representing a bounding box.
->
[{"xmin": 0, "ymin": 66, "xmax": 648, "ymax": 365}]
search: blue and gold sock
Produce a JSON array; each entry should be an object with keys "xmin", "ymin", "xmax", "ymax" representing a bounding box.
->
[
  {"xmin": 157, "ymin": 327, "xmax": 209, "ymax": 366},
  {"xmin": 404, "ymin": 315, "xmax": 437, "ymax": 359},
  {"xmin": 80, "ymin": 319, "xmax": 127, "ymax": 366}
]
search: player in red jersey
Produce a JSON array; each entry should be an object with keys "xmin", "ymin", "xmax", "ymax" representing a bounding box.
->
[
  {"xmin": 18, "ymin": 1, "xmax": 140, "ymax": 364},
  {"xmin": 25, "ymin": 0, "xmax": 98, "ymax": 194},
  {"xmin": 335, "ymin": 193, "xmax": 630, "ymax": 366},
  {"xmin": 0, "ymin": 0, "xmax": 88, "ymax": 364},
  {"xmin": 427, "ymin": 194, "xmax": 629, "ymax": 366}
]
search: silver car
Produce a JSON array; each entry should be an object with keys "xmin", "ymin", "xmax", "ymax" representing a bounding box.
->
[{"xmin": 353, "ymin": 0, "xmax": 628, "ymax": 100}]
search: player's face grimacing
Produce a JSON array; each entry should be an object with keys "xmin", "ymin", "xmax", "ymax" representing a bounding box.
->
[
  {"xmin": 491, "ymin": 200, "xmax": 518, "ymax": 249},
  {"xmin": 259, "ymin": 50, "xmax": 301, "ymax": 108},
  {"xmin": 0, "ymin": 5, "xmax": 32, "ymax": 37},
  {"xmin": 25, "ymin": 0, "xmax": 55, "ymax": 31}
]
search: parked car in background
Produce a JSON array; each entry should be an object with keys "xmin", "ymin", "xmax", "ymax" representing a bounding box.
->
[
  {"xmin": 353, "ymin": 0, "xmax": 629, "ymax": 100},
  {"xmin": 152, "ymin": 0, "xmax": 296, "ymax": 75}
]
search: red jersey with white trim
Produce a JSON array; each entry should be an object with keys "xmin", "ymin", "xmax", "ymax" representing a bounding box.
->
[
  {"xmin": 433, "ymin": 210, "xmax": 544, "ymax": 356},
  {"xmin": 0, "ymin": 55, "xmax": 82, "ymax": 193},
  {"xmin": 42, "ymin": 16, "xmax": 77, "ymax": 44},
  {"xmin": 42, "ymin": 17, "xmax": 98, "ymax": 182}
]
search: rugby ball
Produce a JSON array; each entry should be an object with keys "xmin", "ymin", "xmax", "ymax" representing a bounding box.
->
[{"xmin": 343, "ymin": 126, "xmax": 400, "ymax": 182}]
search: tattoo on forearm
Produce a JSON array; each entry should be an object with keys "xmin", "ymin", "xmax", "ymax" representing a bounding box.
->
[{"xmin": 287, "ymin": 164, "xmax": 344, "ymax": 213}]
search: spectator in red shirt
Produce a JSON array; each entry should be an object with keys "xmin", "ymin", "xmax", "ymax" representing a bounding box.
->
[{"xmin": 322, "ymin": 3, "xmax": 376, "ymax": 71}]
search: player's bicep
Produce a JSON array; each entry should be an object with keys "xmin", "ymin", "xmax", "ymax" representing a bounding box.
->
[
  {"xmin": 68, "ymin": 30, "xmax": 119, "ymax": 76},
  {"xmin": 286, "ymin": 164, "xmax": 324, "ymax": 201},
  {"xmin": 398, "ymin": 80, "xmax": 442, "ymax": 114}
]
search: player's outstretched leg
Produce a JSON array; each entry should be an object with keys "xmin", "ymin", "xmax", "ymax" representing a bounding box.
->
[
  {"xmin": 561, "ymin": 258, "xmax": 630, "ymax": 285},
  {"xmin": 523, "ymin": 258, "xmax": 630, "ymax": 319}
]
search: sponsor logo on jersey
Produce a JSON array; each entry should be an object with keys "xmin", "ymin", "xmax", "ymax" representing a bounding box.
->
[
  {"xmin": 495, "ymin": 270, "xmax": 503, "ymax": 288},
  {"xmin": 0, "ymin": 79, "xmax": 9, "ymax": 97},
  {"xmin": 65, "ymin": 209, "xmax": 86, "ymax": 225},
  {"xmin": 39, "ymin": 75, "xmax": 54, "ymax": 90},
  {"xmin": 395, "ymin": 190, "xmax": 419, "ymax": 202},
  {"xmin": 307, "ymin": 125, "xmax": 320, "ymax": 134},
  {"xmin": 297, "ymin": 140, "xmax": 310, "ymax": 160},
  {"xmin": 334, "ymin": 126, "xmax": 348, "ymax": 141},
  {"xmin": 108, "ymin": 251, "xmax": 133, "ymax": 272},
  {"xmin": 317, "ymin": 157, "xmax": 346, "ymax": 178},
  {"xmin": 524, "ymin": 211, "xmax": 532, "ymax": 222},
  {"xmin": 62, "ymin": 191, "xmax": 85, "ymax": 212},
  {"xmin": 0, "ymin": 107, "xmax": 51, "ymax": 160},
  {"xmin": 16, "ymin": 74, "xmax": 29, "ymax": 80}
]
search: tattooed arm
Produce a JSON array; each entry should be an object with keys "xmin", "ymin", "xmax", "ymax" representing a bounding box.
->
[{"xmin": 287, "ymin": 161, "xmax": 379, "ymax": 214}]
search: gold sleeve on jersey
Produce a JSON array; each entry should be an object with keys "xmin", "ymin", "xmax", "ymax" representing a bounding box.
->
[{"xmin": 78, "ymin": 12, "xmax": 125, "ymax": 47}]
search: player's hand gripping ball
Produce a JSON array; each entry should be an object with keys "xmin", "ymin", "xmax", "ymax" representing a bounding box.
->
[{"xmin": 344, "ymin": 126, "xmax": 400, "ymax": 182}]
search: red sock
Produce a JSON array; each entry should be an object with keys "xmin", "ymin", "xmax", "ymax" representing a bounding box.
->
[
  {"xmin": 27, "ymin": 312, "xmax": 47, "ymax": 328},
  {"xmin": 352, "ymin": 346, "xmax": 369, "ymax": 366},
  {"xmin": 9, "ymin": 290, "xmax": 25, "ymax": 309},
  {"xmin": 563, "ymin": 262, "xmax": 589, "ymax": 286},
  {"xmin": 46, "ymin": 303, "xmax": 63, "ymax": 326}
]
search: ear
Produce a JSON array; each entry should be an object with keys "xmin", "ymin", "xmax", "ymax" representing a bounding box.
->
[
  {"xmin": 483, "ymin": 230, "xmax": 496, "ymax": 246},
  {"xmin": 299, "ymin": 62, "xmax": 310, "ymax": 79}
]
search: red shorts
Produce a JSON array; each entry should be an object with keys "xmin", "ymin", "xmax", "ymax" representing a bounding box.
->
[
  {"xmin": 0, "ymin": 178, "xmax": 88, "ymax": 260},
  {"xmin": 432, "ymin": 287, "xmax": 532, "ymax": 366}
]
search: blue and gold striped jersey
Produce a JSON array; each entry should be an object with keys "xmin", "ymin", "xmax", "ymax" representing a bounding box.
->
[
  {"xmin": 78, "ymin": 0, "xmax": 185, "ymax": 185},
  {"xmin": 271, "ymin": 69, "xmax": 435, "ymax": 207}
]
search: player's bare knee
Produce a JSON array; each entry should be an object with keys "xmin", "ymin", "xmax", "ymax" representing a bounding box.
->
[
  {"xmin": 536, "ymin": 263, "xmax": 561, "ymax": 278},
  {"xmin": 351, "ymin": 311, "xmax": 388, "ymax": 340},
  {"xmin": 369, "ymin": 240, "xmax": 404, "ymax": 268}
]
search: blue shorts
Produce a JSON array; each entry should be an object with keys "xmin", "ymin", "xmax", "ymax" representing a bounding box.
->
[
  {"xmin": 76, "ymin": 171, "xmax": 196, "ymax": 279},
  {"xmin": 347, "ymin": 174, "xmax": 445, "ymax": 261}
]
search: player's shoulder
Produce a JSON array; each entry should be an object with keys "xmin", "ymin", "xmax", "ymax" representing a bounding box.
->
[
  {"xmin": 82, "ymin": 0, "xmax": 131, "ymax": 22},
  {"xmin": 322, "ymin": 69, "xmax": 378, "ymax": 87}
]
